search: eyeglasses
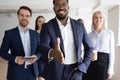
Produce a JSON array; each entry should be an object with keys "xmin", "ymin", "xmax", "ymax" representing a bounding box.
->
[{"xmin": 54, "ymin": 3, "xmax": 68, "ymax": 8}]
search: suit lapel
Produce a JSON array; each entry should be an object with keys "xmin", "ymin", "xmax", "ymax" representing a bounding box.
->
[
  {"xmin": 70, "ymin": 19, "xmax": 79, "ymax": 52},
  {"xmin": 52, "ymin": 18, "xmax": 65, "ymax": 56},
  {"xmin": 29, "ymin": 30, "xmax": 33, "ymax": 55},
  {"xmin": 15, "ymin": 27, "xmax": 25, "ymax": 55}
]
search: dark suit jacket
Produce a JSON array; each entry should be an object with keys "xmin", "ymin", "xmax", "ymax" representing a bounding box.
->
[
  {"xmin": 40, "ymin": 18, "xmax": 93, "ymax": 80},
  {"xmin": 0, "ymin": 27, "xmax": 41, "ymax": 80}
]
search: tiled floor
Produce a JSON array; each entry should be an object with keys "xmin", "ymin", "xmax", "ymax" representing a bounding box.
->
[{"xmin": 0, "ymin": 58, "xmax": 7, "ymax": 80}]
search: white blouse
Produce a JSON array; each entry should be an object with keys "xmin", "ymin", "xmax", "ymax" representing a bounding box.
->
[{"xmin": 89, "ymin": 29, "xmax": 115, "ymax": 75}]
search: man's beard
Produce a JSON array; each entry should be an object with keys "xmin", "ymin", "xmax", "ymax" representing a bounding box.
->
[
  {"xmin": 20, "ymin": 20, "xmax": 28, "ymax": 27},
  {"xmin": 56, "ymin": 12, "xmax": 68, "ymax": 20}
]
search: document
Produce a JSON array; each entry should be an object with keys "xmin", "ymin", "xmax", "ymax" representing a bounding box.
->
[{"xmin": 23, "ymin": 56, "xmax": 36, "ymax": 59}]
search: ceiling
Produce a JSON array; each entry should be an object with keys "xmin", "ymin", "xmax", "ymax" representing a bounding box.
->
[
  {"xmin": 0, "ymin": 0, "xmax": 119, "ymax": 13},
  {"xmin": 0, "ymin": 0, "xmax": 99, "ymax": 12},
  {"xmin": 0, "ymin": 0, "xmax": 98, "ymax": 9}
]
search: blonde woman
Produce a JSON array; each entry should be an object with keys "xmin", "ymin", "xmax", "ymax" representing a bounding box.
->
[{"xmin": 83, "ymin": 11, "xmax": 115, "ymax": 80}]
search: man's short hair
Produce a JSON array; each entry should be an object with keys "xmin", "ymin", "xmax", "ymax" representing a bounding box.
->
[
  {"xmin": 53, "ymin": 0, "xmax": 68, "ymax": 5},
  {"xmin": 17, "ymin": 6, "xmax": 32, "ymax": 17}
]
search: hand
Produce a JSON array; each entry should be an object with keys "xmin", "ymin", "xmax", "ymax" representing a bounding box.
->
[
  {"xmin": 91, "ymin": 50, "xmax": 97, "ymax": 61},
  {"xmin": 16, "ymin": 56, "xmax": 25, "ymax": 65},
  {"xmin": 50, "ymin": 38, "xmax": 64, "ymax": 64},
  {"xmin": 37, "ymin": 76, "xmax": 45, "ymax": 80},
  {"xmin": 91, "ymin": 56, "xmax": 96, "ymax": 61},
  {"xmin": 107, "ymin": 74, "xmax": 112, "ymax": 80},
  {"xmin": 26, "ymin": 55, "xmax": 37, "ymax": 64}
]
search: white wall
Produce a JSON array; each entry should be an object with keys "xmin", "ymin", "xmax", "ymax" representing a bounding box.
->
[
  {"xmin": 108, "ymin": 5, "xmax": 120, "ymax": 80},
  {"xmin": 108, "ymin": 5, "xmax": 120, "ymax": 45},
  {"xmin": 69, "ymin": 8, "xmax": 92, "ymax": 33},
  {"xmin": 113, "ymin": 46, "xmax": 120, "ymax": 80}
]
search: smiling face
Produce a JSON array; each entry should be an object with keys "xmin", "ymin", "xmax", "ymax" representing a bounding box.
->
[
  {"xmin": 53, "ymin": 0, "xmax": 69, "ymax": 20},
  {"xmin": 37, "ymin": 17, "xmax": 45, "ymax": 28},
  {"xmin": 17, "ymin": 9, "xmax": 31, "ymax": 27},
  {"xmin": 92, "ymin": 11, "xmax": 105, "ymax": 30}
]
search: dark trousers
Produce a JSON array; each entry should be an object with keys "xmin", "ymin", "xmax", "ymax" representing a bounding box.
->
[
  {"xmin": 8, "ymin": 66, "xmax": 36, "ymax": 80},
  {"xmin": 83, "ymin": 52, "xmax": 109, "ymax": 80},
  {"xmin": 62, "ymin": 63, "xmax": 83, "ymax": 80}
]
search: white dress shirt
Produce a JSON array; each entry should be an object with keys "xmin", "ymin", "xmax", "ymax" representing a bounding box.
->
[
  {"xmin": 18, "ymin": 26, "xmax": 31, "ymax": 68},
  {"xmin": 56, "ymin": 18, "xmax": 78, "ymax": 65},
  {"xmin": 89, "ymin": 29, "xmax": 115, "ymax": 75}
]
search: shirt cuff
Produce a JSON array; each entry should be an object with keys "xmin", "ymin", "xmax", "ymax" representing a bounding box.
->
[
  {"xmin": 48, "ymin": 49, "xmax": 54, "ymax": 62},
  {"xmin": 15, "ymin": 57, "xmax": 18, "ymax": 63}
]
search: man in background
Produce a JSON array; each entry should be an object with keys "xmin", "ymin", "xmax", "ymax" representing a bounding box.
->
[{"xmin": 0, "ymin": 6, "xmax": 41, "ymax": 80}]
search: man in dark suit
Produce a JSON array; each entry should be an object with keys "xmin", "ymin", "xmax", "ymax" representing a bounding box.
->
[
  {"xmin": 40, "ymin": 0, "xmax": 93, "ymax": 80},
  {"xmin": 0, "ymin": 6, "xmax": 41, "ymax": 80}
]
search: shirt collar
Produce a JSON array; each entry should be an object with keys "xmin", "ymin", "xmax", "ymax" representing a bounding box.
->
[
  {"xmin": 56, "ymin": 17, "xmax": 70, "ymax": 26},
  {"xmin": 18, "ymin": 25, "xmax": 29, "ymax": 33},
  {"xmin": 92, "ymin": 28, "xmax": 104, "ymax": 34}
]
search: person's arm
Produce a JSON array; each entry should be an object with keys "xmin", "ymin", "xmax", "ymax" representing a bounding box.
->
[
  {"xmin": 40, "ymin": 24, "xmax": 64, "ymax": 64},
  {"xmin": 39, "ymin": 23, "xmax": 51, "ymax": 63},
  {"xmin": 107, "ymin": 31, "xmax": 115, "ymax": 79},
  {"xmin": 0, "ymin": 31, "xmax": 16, "ymax": 63},
  {"xmin": 78, "ymin": 25, "xmax": 93, "ymax": 73},
  {"xmin": 48, "ymin": 38, "xmax": 64, "ymax": 64}
]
